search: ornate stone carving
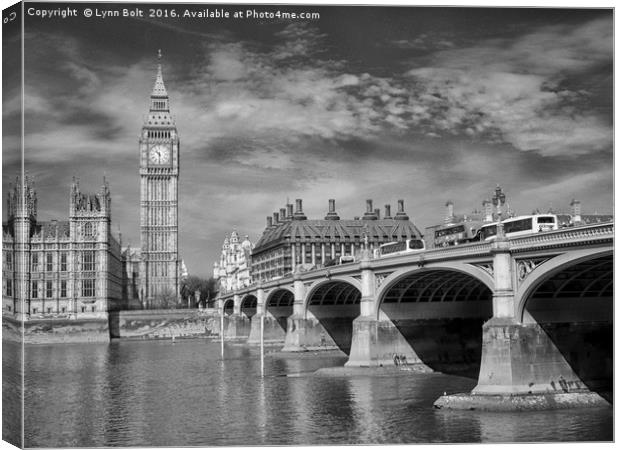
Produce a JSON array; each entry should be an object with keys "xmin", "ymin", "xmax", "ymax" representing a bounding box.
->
[
  {"xmin": 472, "ymin": 262, "xmax": 494, "ymax": 277},
  {"xmin": 374, "ymin": 272, "xmax": 393, "ymax": 290},
  {"xmin": 516, "ymin": 258, "xmax": 550, "ymax": 282}
]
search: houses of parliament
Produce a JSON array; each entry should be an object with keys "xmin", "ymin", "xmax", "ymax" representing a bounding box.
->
[{"xmin": 2, "ymin": 53, "xmax": 181, "ymax": 320}]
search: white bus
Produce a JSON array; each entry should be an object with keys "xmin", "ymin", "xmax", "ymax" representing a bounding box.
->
[
  {"xmin": 377, "ymin": 239, "xmax": 426, "ymax": 257},
  {"xmin": 479, "ymin": 214, "xmax": 559, "ymax": 241}
]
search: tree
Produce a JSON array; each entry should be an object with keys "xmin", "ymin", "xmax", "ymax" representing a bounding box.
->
[
  {"xmin": 153, "ymin": 287, "xmax": 177, "ymax": 309},
  {"xmin": 180, "ymin": 276, "xmax": 218, "ymax": 308}
]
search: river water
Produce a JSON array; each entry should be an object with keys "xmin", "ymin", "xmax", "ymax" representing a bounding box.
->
[{"xmin": 3, "ymin": 339, "xmax": 613, "ymax": 447}]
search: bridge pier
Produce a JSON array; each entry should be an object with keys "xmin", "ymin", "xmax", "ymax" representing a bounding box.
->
[
  {"xmin": 281, "ymin": 271, "xmax": 338, "ymax": 352},
  {"xmin": 247, "ymin": 287, "xmax": 288, "ymax": 344},
  {"xmin": 224, "ymin": 313, "xmax": 251, "ymax": 340},
  {"xmin": 346, "ymin": 249, "xmax": 429, "ymax": 369},
  {"xmin": 346, "ymin": 313, "xmax": 430, "ymax": 369},
  {"xmin": 434, "ymin": 238, "xmax": 610, "ymax": 411}
]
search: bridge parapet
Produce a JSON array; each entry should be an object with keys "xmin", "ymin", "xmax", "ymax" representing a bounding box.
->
[{"xmin": 509, "ymin": 222, "xmax": 613, "ymax": 252}]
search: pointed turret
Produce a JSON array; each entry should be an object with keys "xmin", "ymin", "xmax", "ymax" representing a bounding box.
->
[
  {"xmin": 151, "ymin": 50, "xmax": 168, "ymax": 98},
  {"xmin": 146, "ymin": 50, "xmax": 173, "ymax": 127}
]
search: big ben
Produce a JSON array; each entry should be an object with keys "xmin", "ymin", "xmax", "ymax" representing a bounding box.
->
[{"xmin": 139, "ymin": 51, "xmax": 179, "ymax": 305}]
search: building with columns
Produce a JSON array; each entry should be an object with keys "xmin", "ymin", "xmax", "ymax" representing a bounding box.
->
[
  {"xmin": 250, "ymin": 198, "xmax": 423, "ymax": 283},
  {"xmin": 2, "ymin": 176, "xmax": 123, "ymax": 320},
  {"xmin": 213, "ymin": 231, "xmax": 254, "ymax": 294}
]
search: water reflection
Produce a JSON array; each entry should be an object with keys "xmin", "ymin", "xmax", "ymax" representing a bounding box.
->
[{"xmin": 19, "ymin": 339, "xmax": 612, "ymax": 447}]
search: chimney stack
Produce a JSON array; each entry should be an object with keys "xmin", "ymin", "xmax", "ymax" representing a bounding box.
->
[
  {"xmin": 384, "ymin": 204, "xmax": 392, "ymax": 219},
  {"xmin": 374, "ymin": 208, "xmax": 381, "ymax": 220},
  {"xmin": 273, "ymin": 212, "xmax": 280, "ymax": 224},
  {"xmin": 483, "ymin": 199, "xmax": 493, "ymax": 222},
  {"xmin": 287, "ymin": 203, "xmax": 294, "ymax": 219},
  {"xmin": 395, "ymin": 199, "xmax": 409, "ymax": 220},
  {"xmin": 570, "ymin": 199, "xmax": 582, "ymax": 224},
  {"xmin": 445, "ymin": 201, "xmax": 455, "ymax": 224},
  {"xmin": 280, "ymin": 208, "xmax": 286, "ymax": 221},
  {"xmin": 363, "ymin": 199, "xmax": 377, "ymax": 220},
  {"xmin": 325, "ymin": 198, "xmax": 340, "ymax": 220},
  {"xmin": 293, "ymin": 198, "xmax": 307, "ymax": 220},
  {"xmin": 266, "ymin": 216, "xmax": 273, "ymax": 228}
]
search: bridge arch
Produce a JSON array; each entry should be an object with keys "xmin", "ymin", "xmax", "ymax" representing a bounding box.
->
[
  {"xmin": 375, "ymin": 265, "xmax": 494, "ymax": 378},
  {"xmin": 223, "ymin": 298, "xmax": 234, "ymax": 316},
  {"xmin": 303, "ymin": 277, "xmax": 362, "ymax": 353},
  {"xmin": 374, "ymin": 263, "xmax": 494, "ymax": 319},
  {"xmin": 515, "ymin": 248, "xmax": 613, "ymax": 321},
  {"xmin": 515, "ymin": 249, "xmax": 612, "ymax": 399},
  {"xmin": 265, "ymin": 288, "xmax": 295, "ymax": 332},
  {"xmin": 240, "ymin": 294, "xmax": 257, "ymax": 318}
]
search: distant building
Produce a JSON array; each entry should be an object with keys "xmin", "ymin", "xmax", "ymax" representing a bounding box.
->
[
  {"xmin": 2, "ymin": 176, "xmax": 124, "ymax": 320},
  {"xmin": 250, "ymin": 198, "xmax": 423, "ymax": 283},
  {"xmin": 120, "ymin": 246, "xmax": 142, "ymax": 308},
  {"xmin": 213, "ymin": 230, "xmax": 254, "ymax": 294}
]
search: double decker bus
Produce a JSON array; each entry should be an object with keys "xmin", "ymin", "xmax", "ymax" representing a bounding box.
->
[
  {"xmin": 376, "ymin": 239, "xmax": 426, "ymax": 258},
  {"xmin": 433, "ymin": 221, "xmax": 484, "ymax": 247},
  {"xmin": 479, "ymin": 214, "xmax": 559, "ymax": 241}
]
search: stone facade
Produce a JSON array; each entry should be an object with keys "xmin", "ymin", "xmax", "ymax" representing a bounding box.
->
[
  {"xmin": 251, "ymin": 198, "xmax": 423, "ymax": 283},
  {"xmin": 138, "ymin": 52, "xmax": 181, "ymax": 306},
  {"xmin": 2, "ymin": 176, "xmax": 123, "ymax": 321},
  {"xmin": 213, "ymin": 230, "xmax": 253, "ymax": 295}
]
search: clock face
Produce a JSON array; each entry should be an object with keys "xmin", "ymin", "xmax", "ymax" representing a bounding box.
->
[{"xmin": 149, "ymin": 145, "xmax": 170, "ymax": 164}]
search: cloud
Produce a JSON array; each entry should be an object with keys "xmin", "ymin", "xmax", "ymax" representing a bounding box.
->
[
  {"xmin": 402, "ymin": 17, "xmax": 612, "ymax": 156},
  {"xmin": 5, "ymin": 13, "xmax": 612, "ymax": 277}
]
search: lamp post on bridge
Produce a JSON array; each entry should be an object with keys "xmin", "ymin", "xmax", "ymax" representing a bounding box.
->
[{"xmin": 492, "ymin": 185, "xmax": 506, "ymax": 240}]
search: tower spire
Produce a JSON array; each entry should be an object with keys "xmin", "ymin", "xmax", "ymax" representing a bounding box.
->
[{"xmin": 151, "ymin": 49, "xmax": 168, "ymax": 100}]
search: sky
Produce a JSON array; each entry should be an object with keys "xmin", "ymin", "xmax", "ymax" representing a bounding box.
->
[{"xmin": 2, "ymin": 2, "xmax": 614, "ymax": 278}]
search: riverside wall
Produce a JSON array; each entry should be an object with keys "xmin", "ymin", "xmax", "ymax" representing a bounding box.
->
[
  {"xmin": 108, "ymin": 309, "xmax": 221, "ymax": 339},
  {"xmin": 2, "ymin": 309, "xmax": 222, "ymax": 344}
]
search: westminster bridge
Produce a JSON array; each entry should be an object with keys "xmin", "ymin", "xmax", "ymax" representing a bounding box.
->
[{"xmin": 216, "ymin": 222, "xmax": 613, "ymax": 408}]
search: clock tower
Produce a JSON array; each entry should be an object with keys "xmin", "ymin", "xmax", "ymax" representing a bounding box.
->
[{"xmin": 139, "ymin": 51, "xmax": 180, "ymax": 306}]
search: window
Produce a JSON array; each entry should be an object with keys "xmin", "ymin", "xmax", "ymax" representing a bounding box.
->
[
  {"xmin": 91, "ymin": 306, "xmax": 96, "ymax": 312},
  {"xmin": 6, "ymin": 279, "xmax": 13, "ymax": 296},
  {"xmin": 84, "ymin": 222, "xmax": 93, "ymax": 237},
  {"xmin": 5, "ymin": 253, "xmax": 13, "ymax": 271},
  {"xmin": 82, "ymin": 279, "xmax": 95, "ymax": 297},
  {"xmin": 83, "ymin": 251, "xmax": 95, "ymax": 271},
  {"xmin": 31, "ymin": 281, "xmax": 38, "ymax": 298},
  {"xmin": 61, "ymin": 307, "xmax": 66, "ymax": 313},
  {"xmin": 31, "ymin": 253, "xmax": 39, "ymax": 271},
  {"xmin": 46, "ymin": 253, "xmax": 53, "ymax": 272},
  {"xmin": 46, "ymin": 281, "xmax": 53, "ymax": 298},
  {"xmin": 81, "ymin": 306, "xmax": 86, "ymax": 313},
  {"xmin": 60, "ymin": 281, "xmax": 67, "ymax": 298},
  {"xmin": 60, "ymin": 253, "xmax": 67, "ymax": 272},
  {"xmin": 32, "ymin": 308, "xmax": 38, "ymax": 314},
  {"xmin": 47, "ymin": 307, "xmax": 52, "ymax": 314}
]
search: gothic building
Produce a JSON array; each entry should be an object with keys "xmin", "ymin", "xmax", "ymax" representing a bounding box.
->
[
  {"xmin": 2, "ymin": 176, "xmax": 123, "ymax": 320},
  {"xmin": 251, "ymin": 198, "xmax": 423, "ymax": 283},
  {"xmin": 213, "ymin": 231, "xmax": 254, "ymax": 294},
  {"xmin": 138, "ymin": 51, "xmax": 181, "ymax": 305}
]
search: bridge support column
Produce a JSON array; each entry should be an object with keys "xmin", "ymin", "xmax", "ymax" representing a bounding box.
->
[
  {"xmin": 224, "ymin": 313, "xmax": 251, "ymax": 340},
  {"xmin": 223, "ymin": 294, "xmax": 250, "ymax": 339},
  {"xmin": 346, "ymin": 250, "xmax": 429, "ymax": 368},
  {"xmin": 282, "ymin": 270, "xmax": 337, "ymax": 352},
  {"xmin": 247, "ymin": 287, "xmax": 288, "ymax": 345},
  {"xmin": 435, "ymin": 239, "xmax": 609, "ymax": 410}
]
